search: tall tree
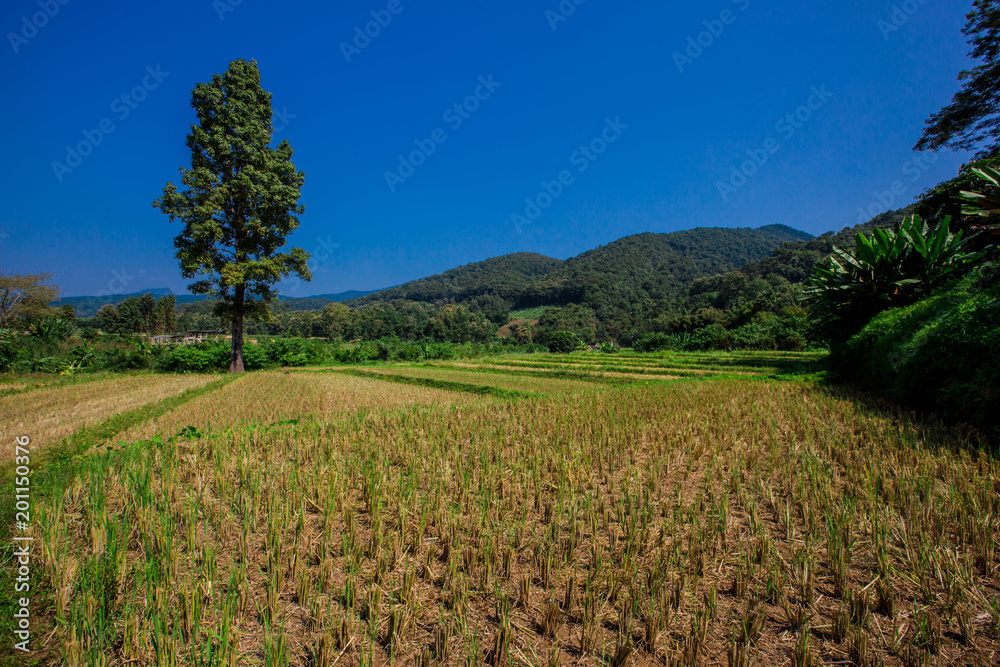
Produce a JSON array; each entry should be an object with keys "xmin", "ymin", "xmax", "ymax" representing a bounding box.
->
[
  {"xmin": 95, "ymin": 304, "xmax": 120, "ymax": 334},
  {"xmin": 159, "ymin": 294, "xmax": 177, "ymax": 334},
  {"xmin": 915, "ymin": 0, "xmax": 1000, "ymax": 157},
  {"xmin": 0, "ymin": 273, "xmax": 58, "ymax": 328},
  {"xmin": 154, "ymin": 59, "xmax": 310, "ymax": 372},
  {"xmin": 139, "ymin": 293, "xmax": 157, "ymax": 334}
]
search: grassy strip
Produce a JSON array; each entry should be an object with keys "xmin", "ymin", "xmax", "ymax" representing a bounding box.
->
[
  {"xmin": 0, "ymin": 374, "xmax": 238, "ymax": 498},
  {"xmin": 339, "ymin": 368, "xmax": 536, "ymax": 400},
  {"xmin": 446, "ymin": 363, "xmax": 652, "ymax": 383},
  {"xmin": 480, "ymin": 360, "xmax": 712, "ymax": 378},
  {"xmin": 0, "ymin": 374, "xmax": 238, "ymax": 664}
]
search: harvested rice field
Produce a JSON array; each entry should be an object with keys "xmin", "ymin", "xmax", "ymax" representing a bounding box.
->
[
  {"xmin": 0, "ymin": 373, "xmax": 216, "ymax": 462},
  {"xmin": 1, "ymin": 351, "xmax": 997, "ymax": 667},
  {"xmin": 362, "ymin": 365, "xmax": 610, "ymax": 394},
  {"xmin": 119, "ymin": 371, "xmax": 483, "ymax": 443}
]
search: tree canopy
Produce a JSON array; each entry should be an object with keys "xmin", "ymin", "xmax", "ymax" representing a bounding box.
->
[
  {"xmin": 0, "ymin": 272, "xmax": 58, "ymax": 328},
  {"xmin": 154, "ymin": 59, "xmax": 310, "ymax": 372},
  {"xmin": 915, "ymin": 0, "xmax": 1000, "ymax": 157}
]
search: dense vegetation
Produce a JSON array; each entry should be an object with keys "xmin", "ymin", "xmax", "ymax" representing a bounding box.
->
[
  {"xmin": 349, "ymin": 252, "xmax": 563, "ymax": 309},
  {"xmin": 818, "ymin": 166, "xmax": 1000, "ymax": 432}
]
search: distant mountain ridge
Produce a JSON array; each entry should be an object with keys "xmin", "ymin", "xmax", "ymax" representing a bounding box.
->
[
  {"xmin": 348, "ymin": 252, "xmax": 563, "ymax": 307},
  {"xmin": 350, "ymin": 224, "xmax": 813, "ymax": 311},
  {"xmin": 60, "ymin": 224, "xmax": 815, "ymax": 318},
  {"xmin": 58, "ymin": 288, "xmax": 384, "ymax": 318}
]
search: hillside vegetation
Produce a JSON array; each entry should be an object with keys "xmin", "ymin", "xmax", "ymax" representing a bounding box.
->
[{"xmin": 350, "ymin": 252, "xmax": 563, "ymax": 307}]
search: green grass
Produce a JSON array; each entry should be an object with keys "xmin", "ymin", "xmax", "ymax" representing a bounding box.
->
[{"xmin": 0, "ymin": 374, "xmax": 239, "ymax": 665}]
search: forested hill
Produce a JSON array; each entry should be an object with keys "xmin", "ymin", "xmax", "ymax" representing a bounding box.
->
[
  {"xmin": 517, "ymin": 225, "xmax": 812, "ymax": 308},
  {"xmin": 351, "ymin": 225, "xmax": 811, "ymax": 312},
  {"xmin": 348, "ymin": 252, "xmax": 564, "ymax": 307}
]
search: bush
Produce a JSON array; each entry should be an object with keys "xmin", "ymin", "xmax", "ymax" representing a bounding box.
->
[
  {"xmin": 547, "ymin": 331, "xmax": 582, "ymax": 353},
  {"xmin": 634, "ymin": 332, "xmax": 675, "ymax": 353},
  {"xmin": 832, "ymin": 272, "xmax": 1000, "ymax": 430},
  {"xmin": 157, "ymin": 343, "xmax": 229, "ymax": 372}
]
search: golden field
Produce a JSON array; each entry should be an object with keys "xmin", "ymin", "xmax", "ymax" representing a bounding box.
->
[{"xmin": 2, "ymin": 353, "xmax": 997, "ymax": 667}]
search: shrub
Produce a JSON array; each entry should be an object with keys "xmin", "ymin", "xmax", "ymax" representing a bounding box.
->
[
  {"xmin": 634, "ymin": 332, "xmax": 675, "ymax": 353},
  {"xmin": 832, "ymin": 272, "xmax": 1000, "ymax": 429},
  {"xmin": 547, "ymin": 331, "xmax": 582, "ymax": 353},
  {"xmin": 805, "ymin": 215, "xmax": 981, "ymax": 339}
]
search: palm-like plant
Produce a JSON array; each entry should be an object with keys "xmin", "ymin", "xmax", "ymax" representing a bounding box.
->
[
  {"xmin": 960, "ymin": 166, "xmax": 1000, "ymax": 239},
  {"xmin": 805, "ymin": 215, "xmax": 980, "ymax": 335}
]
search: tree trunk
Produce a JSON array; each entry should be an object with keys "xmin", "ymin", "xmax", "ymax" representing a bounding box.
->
[{"xmin": 229, "ymin": 285, "xmax": 246, "ymax": 373}]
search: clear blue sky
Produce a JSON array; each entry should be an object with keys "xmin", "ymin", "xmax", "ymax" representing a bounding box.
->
[{"xmin": 0, "ymin": 0, "xmax": 976, "ymax": 297}]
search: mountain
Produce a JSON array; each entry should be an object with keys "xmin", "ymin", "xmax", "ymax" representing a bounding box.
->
[
  {"xmin": 740, "ymin": 208, "xmax": 914, "ymax": 284},
  {"xmin": 348, "ymin": 252, "xmax": 564, "ymax": 307},
  {"xmin": 351, "ymin": 224, "xmax": 812, "ymax": 312},
  {"xmin": 517, "ymin": 225, "xmax": 812, "ymax": 308},
  {"xmin": 60, "ymin": 288, "xmax": 384, "ymax": 318}
]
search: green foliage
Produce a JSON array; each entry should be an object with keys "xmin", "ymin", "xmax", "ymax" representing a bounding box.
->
[
  {"xmin": 95, "ymin": 294, "xmax": 177, "ymax": 335},
  {"xmin": 350, "ymin": 253, "xmax": 562, "ymax": 308},
  {"xmin": 509, "ymin": 306, "xmax": 555, "ymax": 320},
  {"xmin": 547, "ymin": 331, "xmax": 583, "ymax": 353},
  {"xmin": 519, "ymin": 225, "xmax": 811, "ymax": 311},
  {"xmin": 960, "ymin": 165, "xmax": 1000, "ymax": 246},
  {"xmin": 535, "ymin": 304, "xmax": 599, "ymax": 344},
  {"xmin": 832, "ymin": 271, "xmax": 1000, "ymax": 430},
  {"xmin": 154, "ymin": 59, "xmax": 310, "ymax": 372},
  {"xmin": 633, "ymin": 332, "xmax": 675, "ymax": 353},
  {"xmin": 28, "ymin": 316, "xmax": 77, "ymax": 342},
  {"xmin": 914, "ymin": 0, "xmax": 1000, "ymax": 157},
  {"xmin": 916, "ymin": 156, "xmax": 1000, "ymax": 227},
  {"xmin": 805, "ymin": 215, "xmax": 980, "ymax": 338}
]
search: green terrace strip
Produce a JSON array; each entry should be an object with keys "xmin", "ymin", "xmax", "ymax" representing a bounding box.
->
[
  {"xmin": 0, "ymin": 373, "xmax": 238, "ymax": 662},
  {"xmin": 338, "ymin": 368, "xmax": 537, "ymax": 400},
  {"xmin": 479, "ymin": 359, "xmax": 712, "ymax": 378},
  {"xmin": 0, "ymin": 374, "xmax": 238, "ymax": 540},
  {"xmin": 434, "ymin": 363, "xmax": 641, "ymax": 384},
  {"xmin": 489, "ymin": 352, "xmax": 827, "ymax": 376},
  {"xmin": 449, "ymin": 362, "xmax": 682, "ymax": 383},
  {"xmin": 366, "ymin": 365, "xmax": 609, "ymax": 394}
]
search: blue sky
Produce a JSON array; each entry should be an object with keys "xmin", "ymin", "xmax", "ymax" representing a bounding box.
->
[{"xmin": 0, "ymin": 0, "xmax": 977, "ymax": 297}]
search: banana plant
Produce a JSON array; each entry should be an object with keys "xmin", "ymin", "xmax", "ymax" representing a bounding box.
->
[
  {"xmin": 805, "ymin": 215, "xmax": 980, "ymax": 334},
  {"xmin": 960, "ymin": 166, "xmax": 1000, "ymax": 239}
]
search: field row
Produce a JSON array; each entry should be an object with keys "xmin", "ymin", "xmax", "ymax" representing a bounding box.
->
[{"xmin": 14, "ymin": 361, "xmax": 999, "ymax": 666}]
